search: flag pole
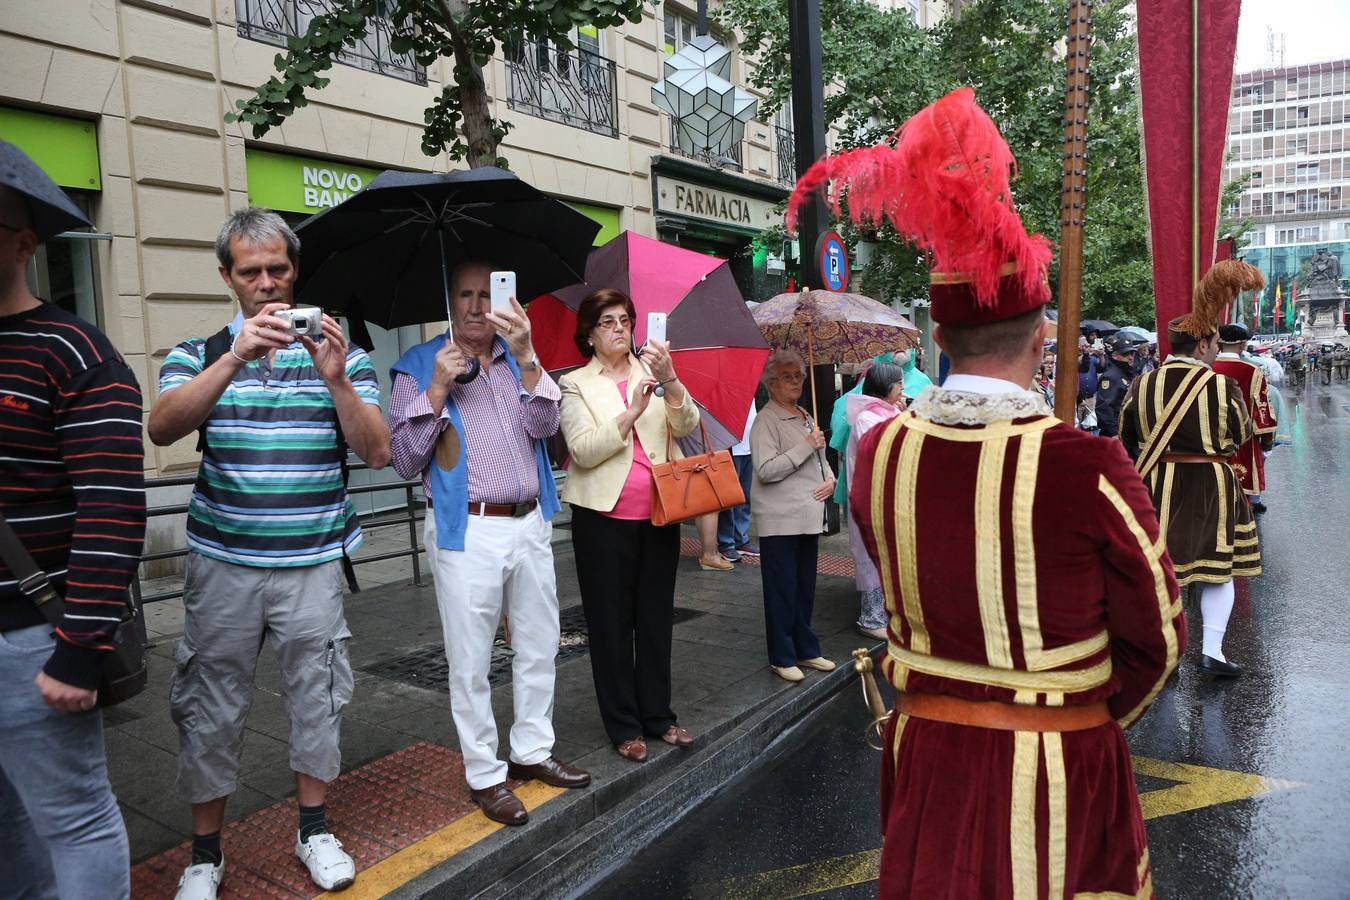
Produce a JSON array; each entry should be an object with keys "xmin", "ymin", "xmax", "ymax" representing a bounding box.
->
[{"xmin": 1053, "ymin": 0, "xmax": 1092, "ymax": 424}]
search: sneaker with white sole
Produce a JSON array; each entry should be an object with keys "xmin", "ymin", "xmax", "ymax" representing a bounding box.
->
[
  {"xmin": 295, "ymin": 831, "xmax": 356, "ymax": 891},
  {"xmin": 173, "ymin": 857, "xmax": 223, "ymax": 900}
]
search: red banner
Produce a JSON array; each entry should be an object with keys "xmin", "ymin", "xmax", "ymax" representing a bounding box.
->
[{"xmin": 1136, "ymin": 0, "xmax": 1243, "ymax": 356}]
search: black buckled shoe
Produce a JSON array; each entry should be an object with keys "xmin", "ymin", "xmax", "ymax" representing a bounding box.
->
[{"xmin": 1198, "ymin": 655, "xmax": 1242, "ymax": 678}]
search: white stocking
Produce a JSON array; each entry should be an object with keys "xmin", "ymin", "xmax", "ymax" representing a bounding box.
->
[{"xmin": 1199, "ymin": 580, "xmax": 1236, "ymax": 662}]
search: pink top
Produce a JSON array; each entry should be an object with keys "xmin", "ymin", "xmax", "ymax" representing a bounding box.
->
[{"xmin": 605, "ymin": 380, "xmax": 653, "ymax": 520}]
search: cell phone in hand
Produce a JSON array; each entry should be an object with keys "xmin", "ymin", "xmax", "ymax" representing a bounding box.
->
[
  {"xmin": 490, "ymin": 271, "xmax": 515, "ymax": 313},
  {"xmin": 647, "ymin": 311, "xmax": 667, "ymax": 346}
]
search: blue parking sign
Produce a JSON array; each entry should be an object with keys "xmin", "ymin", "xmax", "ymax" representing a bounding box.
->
[{"xmin": 816, "ymin": 231, "xmax": 849, "ymax": 292}]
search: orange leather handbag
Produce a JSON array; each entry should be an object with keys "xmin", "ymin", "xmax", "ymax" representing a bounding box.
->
[{"xmin": 650, "ymin": 420, "xmax": 746, "ymax": 526}]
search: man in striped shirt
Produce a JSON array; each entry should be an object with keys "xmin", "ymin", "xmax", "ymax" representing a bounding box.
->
[
  {"xmin": 148, "ymin": 209, "xmax": 389, "ymax": 899},
  {"xmin": 0, "ymin": 181, "xmax": 144, "ymax": 897}
]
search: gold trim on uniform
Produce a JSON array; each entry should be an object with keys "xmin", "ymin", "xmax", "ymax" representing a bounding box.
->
[
  {"xmin": 900, "ymin": 415, "xmax": 1059, "ymax": 443},
  {"xmin": 1010, "ymin": 731, "xmax": 1040, "ymax": 900},
  {"xmin": 886, "ymin": 644, "xmax": 1114, "ymax": 692},
  {"xmin": 1213, "ymin": 463, "xmax": 1231, "ymax": 553},
  {"xmin": 892, "ymin": 429, "xmax": 930, "ymax": 654},
  {"xmin": 1013, "ymin": 431, "xmax": 1044, "ymax": 668},
  {"xmin": 977, "ymin": 437, "xmax": 1014, "ymax": 668},
  {"xmin": 1044, "ymin": 731, "xmax": 1069, "ymax": 900},
  {"xmin": 1031, "ymin": 631, "xmax": 1111, "ymax": 671},
  {"xmin": 1097, "ymin": 475, "xmax": 1180, "ymax": 728}
]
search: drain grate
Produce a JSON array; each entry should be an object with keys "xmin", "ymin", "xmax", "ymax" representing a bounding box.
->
[{"xmin": 363, "ymin": 605, "xmax": 706, "ymax": 692}]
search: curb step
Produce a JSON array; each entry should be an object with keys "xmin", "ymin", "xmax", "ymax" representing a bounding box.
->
[{"xmin": 392, "ymin": 649, "xmax": 875, "ymax": 899}]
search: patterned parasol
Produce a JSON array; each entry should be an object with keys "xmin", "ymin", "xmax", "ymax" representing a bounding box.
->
[{"xmin": 752, "ymin": 289, "xmax": 919, "ymax": 420}]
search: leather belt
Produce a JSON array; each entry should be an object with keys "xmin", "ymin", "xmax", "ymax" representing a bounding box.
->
[
  {"xmin": 897, "ymin": 692, "xmax": 1111, "ymax": 732},
  {"xmin": 1161, "ymin": 453, "xmax": 1234, "ymax": 465},
  {"xmin": 467, "ymin": 499, "xmax": 538, "ymax": 518}
]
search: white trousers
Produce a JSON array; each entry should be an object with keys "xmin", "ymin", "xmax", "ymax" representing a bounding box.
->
[{"xmin": 426, "ymin": 509, "xmax": 559, "ymax": 789}]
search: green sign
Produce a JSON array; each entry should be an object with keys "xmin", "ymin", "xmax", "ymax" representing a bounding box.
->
[
  {"xmin": 0, "ymin": 107, "xmax": 101, "ymax": 190},
  {"xmin": 245, "ymin": 149, "xmax": 381, "ymax": 214},
  {"xmin": 565, "ymin": 201, "xmax": 620, "ymax": 246}
]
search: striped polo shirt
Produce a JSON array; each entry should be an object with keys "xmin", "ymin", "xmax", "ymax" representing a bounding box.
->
[
  {"xmin": 159, "ymin": 318, "xmax": 380, "ymax": 567},
  {"xmin": 0, "ymin": 301, "xmax": 146, "ymax": 689}
]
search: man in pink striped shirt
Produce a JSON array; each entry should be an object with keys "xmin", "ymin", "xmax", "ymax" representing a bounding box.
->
[{"xmin": 388, "ymin": 262, "xmax": 589, "ymax": 827}]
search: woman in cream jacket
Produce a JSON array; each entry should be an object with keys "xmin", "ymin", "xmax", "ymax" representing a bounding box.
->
[{"xmin": 558, "ymin": 288, "xmax": 700, "ymax": 762}]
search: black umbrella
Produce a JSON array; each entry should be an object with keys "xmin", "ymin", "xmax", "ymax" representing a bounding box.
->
[
  {"xmin": 1080, "ymin": 319, "xmax": 1119, "ymax": 335},
  {"xmin": 294, "ymin": 167, "xmax": 600, "ymax": 351},
  {"xmin": 0, "ymin": 140, "xmax": 92, "ymax": 241}
]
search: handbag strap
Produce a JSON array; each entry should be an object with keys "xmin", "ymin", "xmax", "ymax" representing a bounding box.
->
[
  {"xmin": 0, "ymin": 509, "xmax": 64, "ymax": 627},
  {"xmin": 664, "ymin": 416, "xmax": 714, "ymax": 466}
]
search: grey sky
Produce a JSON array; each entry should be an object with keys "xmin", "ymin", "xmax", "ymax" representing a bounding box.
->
[{"xmin": 1235, "ymin": 0, "xmax": 1350, "ymax": 71}]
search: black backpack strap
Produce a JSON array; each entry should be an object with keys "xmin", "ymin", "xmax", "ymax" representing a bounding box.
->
[{"xmin": 196, "ymin": 326, "xmax": 235, "ymax": 453}]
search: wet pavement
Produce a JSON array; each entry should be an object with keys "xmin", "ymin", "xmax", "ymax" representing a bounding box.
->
[{"xmin": 593, "ymin": 378, "xmax": 1350, "ymax": 899}]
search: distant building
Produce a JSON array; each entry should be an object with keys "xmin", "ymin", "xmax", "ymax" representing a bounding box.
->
[{"xmin": 1224, "ymin": 58, "xmax": 1350, "ymax": 331}]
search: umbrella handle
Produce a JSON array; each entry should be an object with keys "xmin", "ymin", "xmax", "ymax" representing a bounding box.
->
[{"xmin": 456, "ymin": 358, "xmax": 480, "ymax": 384}]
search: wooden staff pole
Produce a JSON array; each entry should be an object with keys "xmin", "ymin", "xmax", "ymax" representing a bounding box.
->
[{"xmin": 1053, "ymin": 0, "xmax": 1093, "ymax": 424}]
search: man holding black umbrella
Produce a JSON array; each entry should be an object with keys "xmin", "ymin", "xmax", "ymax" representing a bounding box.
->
[
  {"xmin": 0, "ymin": 145, "xmax": 144, "ymax": 898},
  {"xmin": 389, "ymin": 260, "xmax": 591, "ymax": 827}
]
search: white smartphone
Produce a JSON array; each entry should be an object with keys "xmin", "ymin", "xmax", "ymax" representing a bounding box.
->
[
  {"xmin": 647, "ymin": 311, "xmax": 667, "ymax": 346},
  {"xmin": 490, "ymin": 271, "xmax": 515, "ymax": 313}
]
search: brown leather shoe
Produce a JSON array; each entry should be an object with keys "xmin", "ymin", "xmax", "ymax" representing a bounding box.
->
[
  {"xmin": 506, "ymin": 756, "xmax": 591, "ymax": 789},
  {"xmin": 616, "ymin": 738, "xmax": 648, "ymax": 762},
  {"xmin": 660, "ymin": 725, "xmax": 694, "ymax": 748},
  {"xmin": 469, "ymin": 782, "xmax": 528, "ymax": 826}
]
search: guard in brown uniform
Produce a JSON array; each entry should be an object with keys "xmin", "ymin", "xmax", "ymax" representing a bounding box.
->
[{"xmin": 1120, "ymin": 260, "xmax": 1264, "ymax": 678}]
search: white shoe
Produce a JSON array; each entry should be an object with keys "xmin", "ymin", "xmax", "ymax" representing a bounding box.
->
[
  {"xmin": 771, "ymin": 665, "xmax": 805, "ymax": 682},
  {"xmin": 295, "ymin": 831, "xmax": 356, "ymax": 891},
  {"xmin": 173, "ymin": 857, "xmax": 223, "ymax": 900},
  {"xmin": 798, "ymin": 657, "xmax": 837, "ymax": 672}
]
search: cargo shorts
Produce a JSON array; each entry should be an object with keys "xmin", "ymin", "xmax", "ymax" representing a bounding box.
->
[{"xmin": 169, "ymin": 553, "xmax": 353, "ymax": 804}]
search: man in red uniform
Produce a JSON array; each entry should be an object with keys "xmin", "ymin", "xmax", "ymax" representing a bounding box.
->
[
  {"xmin": 793, "ymin": 89, "xmax": 1185, "ymax": 899},
  {"xmin": 1211, "ymin": 323, "xmax": 1276, "ymax": 514}
]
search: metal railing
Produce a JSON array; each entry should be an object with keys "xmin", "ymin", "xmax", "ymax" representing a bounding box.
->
[
  {"xmin": 774, "ymin": 125, "xmax": 796, "ymax": 185},
  {"xmin": 668, "ymin": 118, "xmax": 744, "ymax": 172},
  {"xmin": 505, "ymin": 41, "xmax": 619, "ymax": 138},
  {"xmin": 131, "ymin": 464, "xmax": 427, "ymax": 606},
  {"xmin": 235, "ymin": 0, "xmax": 427, "ymax": 85}
]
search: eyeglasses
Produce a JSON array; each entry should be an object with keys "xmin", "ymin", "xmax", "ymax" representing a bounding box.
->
[
  {"xmin": 772, "ymin": 372, "xmax": 806, "ymax": 383},
  {"xmin": 595, "ymin": 315, "xmax": 633, "ymax": 331}
]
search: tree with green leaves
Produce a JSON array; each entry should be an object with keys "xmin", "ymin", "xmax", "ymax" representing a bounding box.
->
[
  {"xmin": 228, "ymin": 0, "xmax": 646, "ymax": 168},
  {"xmin": 724, "ymin": 0, "xmax": 1155, "ymax": 325}
]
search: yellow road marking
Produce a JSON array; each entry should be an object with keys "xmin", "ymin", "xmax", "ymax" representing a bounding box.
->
[
  {"xmin": 693, "ymin": 757, "xmax": 1303, "ymax": 899},
  {"xmin": 315, "ymin": 781, "xmax": 566, "ymax": 899},
  {"xmin": 1132, "ymin": 757, "xmax": 1303, "ymax": 820}
]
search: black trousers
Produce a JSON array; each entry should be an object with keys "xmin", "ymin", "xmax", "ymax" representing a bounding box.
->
[
  {"xmin": 571, "ymin": 505, "xmax": 681, "ymax": 744},
  {"xmin": 758, "ymin": 533, "xmax": 823, "ymax": 667}
]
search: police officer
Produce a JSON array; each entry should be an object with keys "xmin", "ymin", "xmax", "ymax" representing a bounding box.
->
[
  {"xmin": 1095, "ymin": 333, "xmax": 1141, "ymax": 438},
  {"xmin": 1318, "ymin": 343, "xmax": 1334, "ymax": 385}
]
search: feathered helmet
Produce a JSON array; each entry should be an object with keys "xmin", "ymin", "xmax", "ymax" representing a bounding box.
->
[
  {"xmin": 787, "ymin": 88, "xmax": 1051, "ymax": 326},
  {"xmin": 1168, "ymin": 260, "xmax": 1265, "ymax": 342}
]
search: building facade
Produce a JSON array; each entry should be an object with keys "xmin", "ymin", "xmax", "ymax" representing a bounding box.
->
[
  {"xmin": 0, "ymin": 0, "xmax": 821, "ymax": 481},
  {"xmin": 1225, "ymin": 58, "xmax": 1350, "ymax": 332}
]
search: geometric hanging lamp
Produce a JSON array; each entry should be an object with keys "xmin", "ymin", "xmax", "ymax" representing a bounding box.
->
[{"xmin": 652, "ymin": 33, "xmax": 758, "ymax": 160}]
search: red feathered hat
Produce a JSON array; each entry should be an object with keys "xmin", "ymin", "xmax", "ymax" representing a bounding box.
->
[{"xmin": 788, "ymin": 88, "xmax": 1051, "ymax": 326}]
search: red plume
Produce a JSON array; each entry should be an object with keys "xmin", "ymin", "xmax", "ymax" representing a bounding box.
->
[{"xmin": 788, "ymin": 88, "xmax": 1051, "ymax": 307}]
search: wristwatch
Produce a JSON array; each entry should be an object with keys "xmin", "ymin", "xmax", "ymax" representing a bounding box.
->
[{"xmin": 519, "ymin": 354, "xmax": 540, "ymax": 372}]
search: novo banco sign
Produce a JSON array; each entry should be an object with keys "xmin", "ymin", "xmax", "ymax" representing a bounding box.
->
[{"xmin": 245, "ymin": 149, "xmax": 381, "ymax": 215}]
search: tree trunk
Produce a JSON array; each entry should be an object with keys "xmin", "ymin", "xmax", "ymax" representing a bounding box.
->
[{"xmin": 437, "ymin": 0, "xmax": 498, "ymax": 168}]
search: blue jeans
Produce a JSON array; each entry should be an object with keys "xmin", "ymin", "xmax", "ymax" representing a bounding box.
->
[
  {"xmin": 717, "ymin": 455, "xmax": 755, "ymax": 552},
  {"xmin": 0, "ymin": 625, "xmax": 130, "ymax": 900}
]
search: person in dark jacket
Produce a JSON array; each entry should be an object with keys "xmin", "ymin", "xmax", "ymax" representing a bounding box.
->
[{"xmin": 1095, "ymin": 334, "xmax": 1143, "ymax": 438}]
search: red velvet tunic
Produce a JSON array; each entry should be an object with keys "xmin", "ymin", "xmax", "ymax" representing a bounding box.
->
[
  {"xmin": 851, "ymin": 390, "xmax": 1185, "ymax": 900},
  {"xmin": 1210, "ymin": 355, "xmax": 1277, "ymax": 495}
]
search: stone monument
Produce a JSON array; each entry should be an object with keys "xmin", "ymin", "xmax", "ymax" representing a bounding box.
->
[{"xmin": 1295, "ymin": 248, "xmax": 1349, "ymax": 340}]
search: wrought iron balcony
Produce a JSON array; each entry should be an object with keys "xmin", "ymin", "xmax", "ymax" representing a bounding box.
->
[
  {"xmin": 235, "ymin": 0, "xmax": 426, "ymax": 85},
  {"xmin": 668, "ymin": 118, "xmax": 743, "ymax": 172},
  {"xmin": 506, "ymin": 42, "xmax": 619, "ymax": 139},
  {"xmin": 775, "ymin": 125, "xmax": 796, "ymax": 185}
]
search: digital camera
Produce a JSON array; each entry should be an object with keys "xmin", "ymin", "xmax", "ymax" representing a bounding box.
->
[{"xmin": 275, "ymin": 306, "xmax": 323, "ymax": 339}]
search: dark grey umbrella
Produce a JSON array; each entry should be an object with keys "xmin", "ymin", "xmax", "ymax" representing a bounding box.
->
[{"xmin": 0, "ymin": 140, "xmax": 92, "ymax": 241}]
